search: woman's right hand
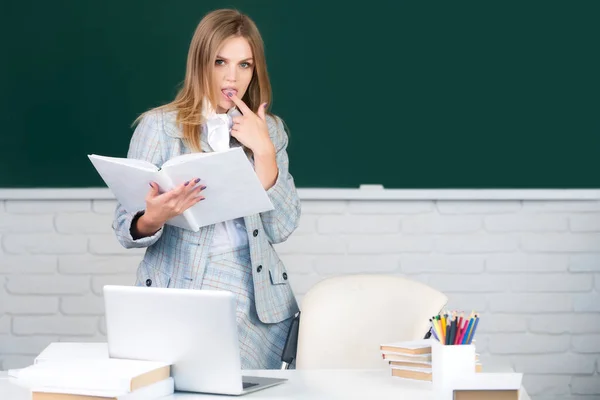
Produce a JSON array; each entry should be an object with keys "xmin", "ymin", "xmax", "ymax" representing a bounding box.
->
[{"xmin": 132, "ymin": 178, "xmax": 205, "ymax": 238}]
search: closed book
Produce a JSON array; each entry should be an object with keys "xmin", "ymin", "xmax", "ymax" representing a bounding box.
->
[
  {"xmin": 15, "ymin": 358, "xmax": 170, "ymax": 394},
  {"xmin": 390, "ymin": 366, "xmax": 432, "ymax": 381},
  {"xmin": 31, "ymin": 377, "xmax": 174, "ymax": 400},
  {"xmin": 382, "ymin": 352, "xmax": 432, "ymax": 362},
  {"xmin": 389, "ymin": 360, "xmax": 432, "ymax": 369},
  {"xmin": 382, "ymin": 350, "xmax": 479, "ymax": 363},
  {"xmin": 389, "ymin": 362, "xmax": 483, "ymax": 374},
  {"xmin": 380, "ymin": 339, "xmax": 433, "ymax": 355},
  {"xmin": 452, "ymin": 372, "xmax": 522, "ymax": 400}
]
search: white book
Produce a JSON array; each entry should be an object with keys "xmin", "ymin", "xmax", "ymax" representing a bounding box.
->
[
  {"xmin": 389, "ymin": 359, "xmax": 432, "ymax": 366},
  {"xmin": 35, "ymin": 342, "xmax": 109, "ymax": 364},
  {"xmin": 382, "ymin": 351, "xmax": 432, "ymax": 360},
  {"xmin": 14, "ymin": 358, "xmax": 170, "ymax": 393},
  {"xmin": 31, "ymin": 377, "xmax": 174, "ymax": 400},
  {"xmin": 382, "ymin": 351, "xmax": 480, "ymax": 360},
  {"xmin": 88, "ymin": 147, "xmax": 274, "ymax": 231},
  {"xmin": 380, "ymin": 339, "xmax": 434, "ymax": 349},
  {"xmin": 390, "ymin": 365, "xmax": 432, "ymax": 372},
  {"xmin": 451, "ymin": 372, "xmax": 522, "ymax": 391}
]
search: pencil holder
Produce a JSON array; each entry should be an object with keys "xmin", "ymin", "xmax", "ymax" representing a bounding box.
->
[{"xmin": 431, "ymin": 341, "xmax": 476, "ymax": 394}]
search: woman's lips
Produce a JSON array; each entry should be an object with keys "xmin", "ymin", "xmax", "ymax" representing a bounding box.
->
[{"xmin": 222, "ymin": 89, "xmax": 237, "ymax": 97}]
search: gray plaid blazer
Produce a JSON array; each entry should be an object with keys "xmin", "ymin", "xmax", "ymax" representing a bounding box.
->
[{"xmin": 112, "ymin": 108, "xmax": 300, "ymax": 324}]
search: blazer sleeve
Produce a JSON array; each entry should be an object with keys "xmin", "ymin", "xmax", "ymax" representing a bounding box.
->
[
  {"xmin": 112, "ymin": 111, "xmax": 166, "ymax": 249},
  {"xmin": 259, "ymin": 115, "xmax": 302, "ymax": 244}
]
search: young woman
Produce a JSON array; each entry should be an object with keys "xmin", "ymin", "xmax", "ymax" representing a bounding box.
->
[{"xmin": 112, "ymin": 8, "xmax": 300, "ymax": 369}]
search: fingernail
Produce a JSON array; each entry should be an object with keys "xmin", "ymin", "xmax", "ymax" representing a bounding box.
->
[
  {"xmin": 200, "ymin": 198, "xmax": 206, "ymax": 201},
  {"xmin": 263, "ymin": 103, "xmax": 268, "ymax": 108},
  {"xmin": 227, "ymin": 92, "xmax": 233, "ymax": 97},
  {"xmin": 201, "ymin": 185, "xmax": 207, "ymax": 190},
  {"xmin": 184, "ymin": 181, "xmax": 189, "ymax": 186},
  {"xmin": 194, "ymin": 178, "xmax": 201, "ymax": 183},
  {"xmin": 149, "ymin": 182, "xmax": 153, "ymax": 188}
]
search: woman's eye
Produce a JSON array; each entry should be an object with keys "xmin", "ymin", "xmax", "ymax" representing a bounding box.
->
[
  {"xmin": 240, "ymin": 62, "xmax": 252, "ymax": 69},
  {"xmin": 215, "ymin": 59, "xmax": 225, "ymax": 65}
]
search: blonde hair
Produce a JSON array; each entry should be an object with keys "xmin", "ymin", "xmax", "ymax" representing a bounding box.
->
[{"xmin": 139, "ymin": 9, "xmax": 272, "ymax": 152}]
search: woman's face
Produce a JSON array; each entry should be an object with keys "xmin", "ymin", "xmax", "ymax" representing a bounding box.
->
[{"xmin": 213, "ymin": 36, "xmax": 254, "ymax": 113}]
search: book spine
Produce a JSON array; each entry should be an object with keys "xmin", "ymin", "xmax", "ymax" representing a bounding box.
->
[
  {"xmin": 155, "ymin": 170, "xmax": 176, "ymax": 192},
  {"xmin": 182, "ymin": 209, "xmax": 200, "ymax": 232}
]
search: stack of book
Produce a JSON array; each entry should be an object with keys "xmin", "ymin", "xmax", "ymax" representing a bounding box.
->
[
  {"xmin": 380, "ymin": 339, "xmax": 435, "ymax": 381},
  {"xmin": 9, "ymin": 342, "xmax": 174, "ymax": 400},
  {"xmin": 380, "ymin": 339, "xmax": 482, "ymax": 381}
]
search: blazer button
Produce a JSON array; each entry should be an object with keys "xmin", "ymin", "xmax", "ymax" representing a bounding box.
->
[
  {"xmin": 282, "ymin": 272, "xmax": 288, "ymax": 280},
  {"xmin": 257, "ymin": 265, "xmax": 262, "ymax": 273},
  {"xmin": 253, "ymin": 229, "xmax": 259, "ymax": 237},
  {"xmin": 145, "ymin": 279, "xmax": 152, "ymax": 287}
]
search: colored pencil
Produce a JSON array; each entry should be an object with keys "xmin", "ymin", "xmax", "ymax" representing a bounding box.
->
[{"xmin": 429, "ymin": 310, "xmax": 479, "ymax": 345}]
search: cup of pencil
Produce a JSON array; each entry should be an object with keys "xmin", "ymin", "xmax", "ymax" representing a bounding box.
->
[{"xmin": 429, "ymin": 310, "xmax": 479, "ymax": 345}]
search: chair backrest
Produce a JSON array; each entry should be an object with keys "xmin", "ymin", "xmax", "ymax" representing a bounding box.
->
[{"xmin": 295, "ymin": 274, "xmax": 448, "ymax": 369}]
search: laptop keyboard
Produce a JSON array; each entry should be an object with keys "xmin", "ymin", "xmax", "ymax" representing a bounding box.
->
[{"xmin": 243, "ymin": 382, "xmax": 259, "ymax": 389}]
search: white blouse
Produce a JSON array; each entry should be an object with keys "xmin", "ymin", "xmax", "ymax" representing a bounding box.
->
[{"xmin": 203, "ymin": 103, "xmax": 249, "ymax": 254}]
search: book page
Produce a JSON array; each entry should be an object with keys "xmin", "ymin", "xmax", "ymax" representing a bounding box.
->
[
  {"xmin": 151, "ymin": 173, "xmax": 196, "ymax": 231},
  {"xmin": 88, "ymin": 155, "xmax": 161, "ymax": 214},
  {"xmin": 161, "ymin": 147, "xmax": 274, "ymax": 228},
  {"xmin": 161, "ymin": 151, "xmax": 215, "ymax": 168},
  {"xmin": 89, "ymin": 155, "xmax": 158, "ymax": 171}
]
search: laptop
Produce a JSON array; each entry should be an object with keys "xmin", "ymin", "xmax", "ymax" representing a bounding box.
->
[{"xmin": 102, "ymin": 285, "xmax": 287, "ymax": 395}]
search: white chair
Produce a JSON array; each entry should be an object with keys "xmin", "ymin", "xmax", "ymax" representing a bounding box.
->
[{"xmin": 295, "ymin": 274, "xmax": 448, "ymax": 369}]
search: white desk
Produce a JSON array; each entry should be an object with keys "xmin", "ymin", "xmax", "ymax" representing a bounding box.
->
[{"xmin": 1, "ymin": 369, "xmax": 531, "ymax": 400}]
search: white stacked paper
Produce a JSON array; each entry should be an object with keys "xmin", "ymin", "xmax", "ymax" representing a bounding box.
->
[{"xmin": 35, "ymin": 342, "xmax": 109, "ymax": 364}]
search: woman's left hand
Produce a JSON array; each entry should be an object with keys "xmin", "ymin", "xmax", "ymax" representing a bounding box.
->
[{"xmin": 227, "ymin": 93, "xmax": 275, "ymax": 157}]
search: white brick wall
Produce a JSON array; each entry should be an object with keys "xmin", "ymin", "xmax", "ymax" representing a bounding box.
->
[{"xmin": 1, "ymin": 196, "xmax": 600, "ymax": 400}]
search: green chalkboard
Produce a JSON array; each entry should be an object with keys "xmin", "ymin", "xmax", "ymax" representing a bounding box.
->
[{"xmin": 2, "ymin": 1, "xmax": 599, "ymax": 188}]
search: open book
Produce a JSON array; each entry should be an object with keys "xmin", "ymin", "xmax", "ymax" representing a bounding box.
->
[{"xmin": 88, "ymin": 147, "xmax": 274, "ymax": 231}]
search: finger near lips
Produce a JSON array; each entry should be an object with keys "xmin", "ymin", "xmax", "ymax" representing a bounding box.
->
[
  {"xmin": 224, "ymin": 92, "xmax": 266, "ymax": 119},
  {"xmin": 224, "ymin": 92, "xmax": 251, "ymax": 114}
]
